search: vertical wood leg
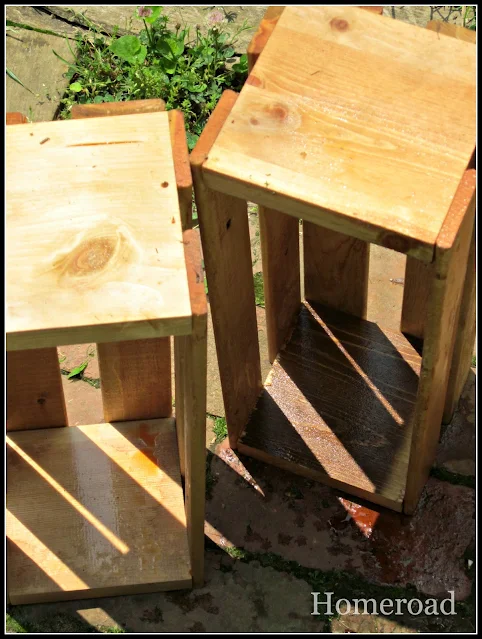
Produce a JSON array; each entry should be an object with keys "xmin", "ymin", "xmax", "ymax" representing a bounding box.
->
[
  {"xmin": 7, "ymin": 349, "xmax": 67, "ymax": 431},
  {"xmin": 303, "ymin": 223, "xmax": 370, "ymax": 318},
  {"xmin": 400, "ymin": 257, "xmax": 432, "ymax": 339},
  {"xmin": 180, "ymin": 230, "xmax": 208, "ymax": 588},
  {"xmin": 97, "ymin": 339, "xmax": 172, "ymax": 423},
  {"xmin": 259, "ymin": 207, "xmax": 301, "ymax": 362},
  {"xmin": 404, "ymin": 170, "xmax": 475, "ymax": 514},
  {"xmin": 442, "ymin": 221, "xmax": 476, "ymax": 423},
  {"xmin": 174, "ymin": 335, "xmax": 186, "ymax": 478},
  {"xmin": 191, "ymin": 91, "xmax": 262, "ymax": 447}
]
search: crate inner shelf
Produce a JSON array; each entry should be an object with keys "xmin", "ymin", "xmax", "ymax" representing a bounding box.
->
[
  {"xmin": 238, "ymin": 302, "xmax": 422, "ymax": 511},
  {"xmin": 7, "ymin": 418, "xmax": 191, "ymax": 604}
]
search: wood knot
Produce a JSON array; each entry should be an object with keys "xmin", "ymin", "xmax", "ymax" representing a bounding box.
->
[
  {"xmin": 264, "ymin": 103, "xmax": 288, "ymax": 121},
  {"xmin": 51, "ymin": 224, "xmax": 137, "ymax": 285},
  {"xmin": 330, "ymin": 17, "xmax": 349, "ymax": 32}
]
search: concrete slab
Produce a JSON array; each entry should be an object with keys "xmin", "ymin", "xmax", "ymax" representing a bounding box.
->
[
  {"xmin": 46, "ymin": 6, "xmax": 266, "ymax": 52},
  {"xmin": 6, "ymin": 23, "xmax": 71, "ymax": 122},
  {"xmin": 6, "ymin": 6, "xmax": 84, "ymax": 40}
]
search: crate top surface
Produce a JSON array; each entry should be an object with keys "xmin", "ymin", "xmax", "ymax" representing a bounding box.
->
[
  {"xmin": 6, "ymin": 112, "xmax": 192, "ymax": 350},
  {"xmin": 203, "ymin": 6, "xmax": 476, "ymax": 261}
]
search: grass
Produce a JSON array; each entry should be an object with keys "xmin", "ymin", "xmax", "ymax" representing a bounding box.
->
[
  {"xmin": 471, "ymin": 355, "xmax": 476, "ymax": 367},
  {"xmin": 253, "ymin": 272, "xmax": 265, "ymax": 307},
  {"xmin": 211, "ymin": 415, "xmax": 228, "ymax": 443}
]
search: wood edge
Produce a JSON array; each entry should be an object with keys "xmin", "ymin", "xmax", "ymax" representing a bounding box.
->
[
  {"xmin": 247, "ymin": 6, "xmax": 285, "ymax": 71},
  {"xmin": 237, "ymin": 442, "xmax": 403, "ymax": 513},
  {"xmin": 182, "ymin": 229, "xmax": 208, "ymax": 322},
  {"xmin": 190, "ymin": 90, "xmax": 238, "ymax": 168},
  {"xmin": 426, "ymin": 19, "xmax": 477, "ymax": 44},
  {"xmin": 435, "ymin": 169, "xmax": 476, "ymax": 253},
  {"xmin": 168, "ymin": 109, "xmax": 193, "ymax": 229},
  {"xmin": 6, "ymin": 112, "xmax": 27, "ymax": 125},
  {"xmin": 71, "ymin": 98, "xmax": 166, "ymax": 119},
  {"xmin": 362, "ymin": 6, "xmax": 383, "ymax": 15}
]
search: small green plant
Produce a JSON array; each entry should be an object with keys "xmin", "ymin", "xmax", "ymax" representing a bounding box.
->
[
  {"xmin": 212, "ymin": 416, "xmax": 228, "ymax": 443},
  {"xmin": 55, "ymin": 6, "xmax": 250, "ymax": 149},
  {"xmin": 64, "ymin": 345, "xmax": 96, "ymax": 379},
  {"xmin": 462, "ymin": 5, "xmax": 476, "ymax": 30},
  {"xmin": 471, "ymin": 355, "xmax": 476, "ymax": 367},
  {"xmin": 253, "ymin": 272, "xmax": 265, "ymax": 307}
]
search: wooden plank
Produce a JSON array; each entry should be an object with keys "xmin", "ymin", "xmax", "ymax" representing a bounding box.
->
[
  {"xmin": 7, "ymin": 418, "xmax": 191, "ymax": 604},
  {"xmin": 443, "ymin": 219, "xmax": 476, "ymax": 423},
  {"xmin": 239, "ymin": 301, "xmax": 421, "ymax": 511},
  {"xmin": 7, "ymin": 349, "xmax": 67, "ymax": 432},
  {"xmin": 71, "ymin": 98, "xmax": 166, "ymax": 119},
  {"xmin": 72, "ymin": 99, "xmax": 173, "ymax": 424},
  {"xmin": 259, "ymin": 208, "xmax": 301, "ymax": 362},
  {"xmin": 401, "ymin": 17, "xmax": 476, "ymax": 340},
  {"xmin": 304, "ymin": 223, "xmax": 369, "ymax": 317},
  {"xmin": 6, "ymin": 113, "xmax": 192, "ymax": 350},
  {"xmin": 176, "ymin": 229, "xmax": 207, "ymax": 587},
  {"xmin": 168, "ymin": 109, "xmax": 193, "ymax": 230},
  {"xmin": 400, "ymin": 258, "xmax": 432, "ymax": 339},
  {"xmin": 97, "ymin": 339, "xmax": 171, "ymax": 422},
  {"xmin": 203, "ymin": 6, "xmax": 475, "ymax": 262},
  {"xmin": 404, "ymin": 170, "xmax": 475, "ymax": 514},
  {"xmin": 426, "ymin": 20, "xmax": 477, "ymax": 44},
  {"xmin": 191, "ymin": 90, "xmax": 262, "ymax": 446},
  {"xmin": 6, "ymin": 112, "xmax": 27, "ymax": 125}
]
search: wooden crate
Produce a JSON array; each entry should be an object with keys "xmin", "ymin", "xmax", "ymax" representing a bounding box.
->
[
  {"xmin": 191, "ymin": 6, "xmax": 476, "ymax": 515},
  {"xmin": 6, "ymin": 104, "xmax": 207, "ymax": 604}
]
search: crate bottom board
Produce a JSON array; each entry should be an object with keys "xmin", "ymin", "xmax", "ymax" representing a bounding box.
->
[
  {"xmin": 239, "ymin": 302, "xmax": 422, "ymax": 511},
  {"xmin": 7, "ymin": 418, "xmax": 192, "ymax": 605}
]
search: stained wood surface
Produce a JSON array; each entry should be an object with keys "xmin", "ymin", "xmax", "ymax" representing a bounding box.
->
[
  {"xmin": 443, "ymin": 219, "xmax": 476, "ymax": 423},
  {"xmin": 7, "ymin": 349, "xmax": 67, "ymax": 431},
  {"xmin": 6, "ymin": 112, "xmax": 27, "ymax": 125},
  {"xmin": 7, "ymin": 418, "xmax": 191, "ymax": 604},
  {"xmin": 176, "ymin": 229, "xmax": 208, "ymax": 587},
  {"xmin": 168, "ymin": 110, "xmax": 193, "ymax": 230},
  {"xmin": 426, "ymin": 20, "xmax": 477, "ymax": 44},
  {"xmin": 191, "ymin": 91, "xmax": 262, "ymax": 445},
  {"xmin": 239, "ymin": 301, "xmax": 421, "ymax": 511},
  {"xmin": 6, "ymin": 113, "xmax": 191, "ymax": 350},
  {"xmin": 259, "ymin": 208, "xmax": 301, "ymax": 362},
  {"xmin": 304, "ymin": 223, "xmax": 369, "ymax": 317},
  {"xmin": 203, "ymin": 6, "xmax": 476, "ymax": 261},
  {"xmin": 404, "ymin": 170, "xmax": 476, "ymax": 514},
  {"xmin": 71, "ymin": 98, "xmax": 166, "ymax": 119}
]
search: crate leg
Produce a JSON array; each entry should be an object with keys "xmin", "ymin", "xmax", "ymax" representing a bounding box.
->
[
  {"xmin": 7, "ymin": 349, "xmax": 67, "ymax": 431},
  {"xmin": 303, "ymin": 223, "xmax": 370, "ymax": 318},
  {"xmin": 400, "ymin": 257, "xmax": 432, "ymax": 339},
  {"xmin": 191, "ymin": 91, "xmax": 262, "ymax": 446},
  {"xmin": 174, "ymin": 335, "xmax": 187, "ymax": 478},
  {"xmin": 442, "ymin": 221, "xmax": 476, "ymax": 423},
  {"xmin": 404, "ymin": 170, "xmax": 475, "ymax": 514},
  {"xmin": 180, "ymin": 230, "xmax": 208, "ymax": 588},
  {"xmin": 97, "ymin": 339, "xmax": 172, "ymax": 423},
  {"xmin": 259, "ymin": 207, "xmax": 301, "ymax": 362}
]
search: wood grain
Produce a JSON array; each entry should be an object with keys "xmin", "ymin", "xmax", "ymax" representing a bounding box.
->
[
  {"xmin": 175, "ymin": 229, "xmax": 208, "ymax": 587},
  {"xmin": 7, "ymin": 419, "xmax": 191, "ymax": 604},
  {"xmin": 97, "ymin": 339, "xmax": 172, "ymax": 422},
  {"xmin": 7, "ymin": 349, "xmax": 67, "ymax": 431},
  {"xmin": 304, "ymin": 223, "xmax": 369, "ymax": 317},
  {"xmin": 404, "ymin": 170, "xmax": 475, "ymax": 514},
  {"xmin": 168, "ymin": 110, "xmax": 193, "ymax": 230},
  {"xmin": 443, "ymin": 219, "xmax": 476, "ymax": 423},
  {"xmin": 259, "ymin": 208, "xmax": 301, "ymax": 362},
  {"xmin": 239, "ymin": 301, "xmax": 421, "ymax": 511},
  {"xmin": 71, "ymin": 98, "xmax": 166, "ymax": 119},
  {"xmin": 203, "ymin": 6, "xmax": 475, "ymax": 262},
  {"xmin": 6, "ymin": 113, "xmax": 192, "ymax": 350},
  {"xmin": 72, "ymin": 99, "xmax": 174, "ymax": 424},
  {"xmin": 400, "ymin": 258, "xmax": 432, "ymax": 339},
  {"xmin": 191, "ymin": 91, "xmax": 262, "ymax": 446}
]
